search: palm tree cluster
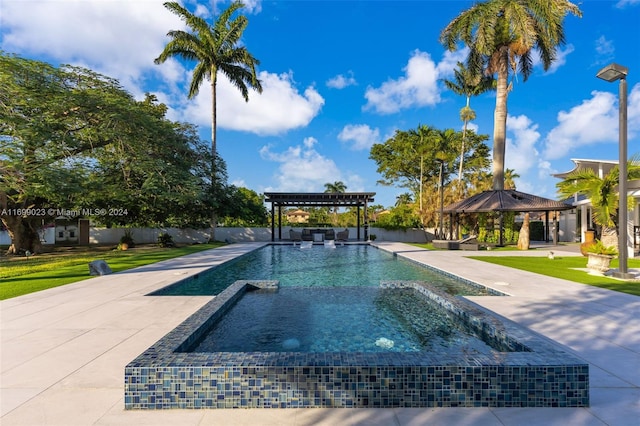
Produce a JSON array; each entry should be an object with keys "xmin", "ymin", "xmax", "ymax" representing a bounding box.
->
[{"xmin": 150, "ymin": 0, "xmax": 585, "ymax": 243}]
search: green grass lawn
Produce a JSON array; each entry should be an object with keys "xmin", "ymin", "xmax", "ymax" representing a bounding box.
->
[
  {"xmin": 0, "ymin": 243, "xmax": 224, "ymax": 300},
  {"xmin": 410, "ymin": 243, "xmax": 640, "ymax": 297},
  {"xmin": 468, "ymin": 255, "xmax": 640, "ymax": 297}
]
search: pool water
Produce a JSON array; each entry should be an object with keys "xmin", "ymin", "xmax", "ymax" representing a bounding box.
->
[
  {"xmin": 152, "ymin": 244, "xmax": 492, "ymax": 296},
  {"xmin": 187, "ymin": 286, "xmax": 511, "ymax": 353}
]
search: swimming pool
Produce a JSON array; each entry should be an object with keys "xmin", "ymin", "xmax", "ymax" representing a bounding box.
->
[
  {"xmin": 151, "ymin": 244, "xmax": 497, "ymax": 296},
  {"xmin": 125, "ymin": 244, "xmax": 589, "ymax": 409}
]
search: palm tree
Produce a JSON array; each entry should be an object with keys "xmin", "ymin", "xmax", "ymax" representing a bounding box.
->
[
  {"xmin": 503, "ymin": 168, "xmax": 520, "ymax": 190},
  {"xmin": 155, "ymin": 1, "xmax": 262, "ymax": 240},
  {"xmin": 557, "ymin": 160, "xmax": 640, "ymax": 250},
  {"xmin": 408, "ymin": 125, "xmax": 439, "ymax": 217},
  {"xmin": 440, "ymin": 0, "xmax": 581, "ymax": 190},
  {"xmin": 324, "ymin": 181, "xmax": 347, "ymax": 194},
  {"xmin": 395, "ymin": 193, "xmax": 413, "ymax": 207},
  {"xmin": 441, "ymin": 61, "xmax": 495, "ymax": 181},
  {"xmin": 156, "ymin": 1, "xmax": 262, "ymax": 156},
  {"xmin": 324, "ymin": 181, "xmax": 347, "ymax": 223}
]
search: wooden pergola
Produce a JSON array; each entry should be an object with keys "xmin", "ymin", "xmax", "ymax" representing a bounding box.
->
[{"xmin": 264, "ymin": 192, "xmax": 376, "ymax": 242}]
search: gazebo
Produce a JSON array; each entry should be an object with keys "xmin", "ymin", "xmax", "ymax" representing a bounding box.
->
[
  {"xmin": 443, "ymin": 190, "xmax": 574, "ymax": 245},
  {"xmin": 264, "ymin": 192, "xmax": 376, "ymax": 242}
]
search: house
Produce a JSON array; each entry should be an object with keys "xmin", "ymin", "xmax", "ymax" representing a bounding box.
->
[
  {"xmin": 286, "ymin": 209, "xmax": 310, "ymax": 224},
  {"xmin": 554, "ymin": 158, "xmax": 640, "ymax": 256}
]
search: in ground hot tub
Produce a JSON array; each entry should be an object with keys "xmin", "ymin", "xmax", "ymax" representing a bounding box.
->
[{"xmin": 125, "ymin": 279, "xmax": 589, "ymax": 409}]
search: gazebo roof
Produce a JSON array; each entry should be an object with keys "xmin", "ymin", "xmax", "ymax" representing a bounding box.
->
[{"xmin": 443, "ymin": 190, "xmax": 573, "ymax": 214}]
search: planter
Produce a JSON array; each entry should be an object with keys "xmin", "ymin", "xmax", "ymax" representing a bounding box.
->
[
  {"xmin": 580, "ymin": 230, "xmax": 596, "ymax": 256},
  {"xmin": 586, "ymin": 253, "xmax": 614, "ymax": 275}
]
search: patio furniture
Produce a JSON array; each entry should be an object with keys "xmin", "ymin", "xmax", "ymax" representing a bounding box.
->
[
  {"xmin": 336, "ymin": 229, "xmax": 349, "ymax": 242},
  {"xmin": 289, "ymin": 229, "xmax": 302, "ymax": 245},
  {"xmin": 302, "ymin": 228, "xmax": 335, "ymax": 241}
]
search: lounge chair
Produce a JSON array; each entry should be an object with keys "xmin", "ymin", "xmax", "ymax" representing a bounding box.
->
[
  {"xmin": 324, "ymin": 240, "xmax": 336, "ymax": 249},
  {"xmin": 432, "ymin": 235, "xmax": 478, "ymax": 250},
  {"xmin": 336, "ymin": 229, "xmax": 349, "ymax": 242}
]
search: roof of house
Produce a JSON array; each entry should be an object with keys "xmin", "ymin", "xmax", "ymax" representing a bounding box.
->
[
  {"xmin": 553, "ymin": 158, "xmax": 618, "ymax": 179},
  {"xmin": 287, "ymin": 209, "xmax": 309, "ymax": 216}
]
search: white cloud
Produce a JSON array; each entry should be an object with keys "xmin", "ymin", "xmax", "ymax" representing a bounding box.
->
[
  {"xmin": 2, "ymin": 0, "xmax": 297, "ymax": 136},
  {"xmin": 542, "ymin": 83, "xmax": 640, "ymax": 161},
  {"xmin": 505, "ymin": 114, "xmax": 541, "ymax": 175},
  {"xmin": 594, "ymin": 35, "xmax": 615, "ymax": 65},
  {"xmin": 1, "ymin": 0, "xmax": 178, "ymax": 95},
  {"xmin": 629, "ymin": 83, "xmax": 640, "ymax": 141},
  {"xmin": 338, "ymin": 124, "xmax": 381, "ymax": 151},
  {"xmin": 178, "ymin": 70, "xmax": 325, "ymax": 135},
  {"xmin": 259, "ymin": 138, "xmax": 343, "ymax": 192},
  {"xmin": 529, "ymin": 44, "xmax": 575, "ymax": 75},
  {"xmin": 364, "ymin": 50, "xmax": 450, "ymax": 114},
  {"xmin": 231, "ymin": 178, "xmax": 247, "ymax": 188},
  {"xmin": 238, "ymin": 0, "xmax": 263, "ymax": 14},
  {"xmin": 326, "ymin": 71, "xmax": 357, "ymax": 89},
  {"xmin": 343, "ymin": 173, "xmax": 365, "ymax": 193},
  {"xmin": 545, "ymin": 44, "xmax": 575, "ymax": 74},
  {"xmin": 616, "ymin": 0, "xmax": 640, "ymax": 8},
  {"xmin": 466, "ymin": 122, "xmax": 480, "ymax": 134},
  {"xmin": 210, "ymin": 0, "xmax": 262, "ymax": 14},
  {"xmin": 543, "ymin": 91, "xmax": 619, "ymax": 160},
  {"xmin": 435, "ymin": 48, "xmax": 469, "ymax": 77}
]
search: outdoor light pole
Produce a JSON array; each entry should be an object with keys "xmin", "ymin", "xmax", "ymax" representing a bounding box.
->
[{"xmin": 596, "ymin": 63, "xmax": 631, "ymax": 278}]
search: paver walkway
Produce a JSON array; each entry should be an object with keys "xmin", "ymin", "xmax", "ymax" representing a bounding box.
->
[{"xmin": 1, "ymin": 242, "xmax": 639, "ymax": 425}]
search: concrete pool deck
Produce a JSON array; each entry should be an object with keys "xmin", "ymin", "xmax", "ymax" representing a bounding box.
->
[{"xmin": 1, "ymin": 242, "xmax": 639, "ymax": 425}]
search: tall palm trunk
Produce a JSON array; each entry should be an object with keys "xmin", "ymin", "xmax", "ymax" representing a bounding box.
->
[
  {"xmin": 492, "ymin": 49, "xmax": 509, "ymax": 191},
  {"xmin": 458, "ymin": 96, "xmax": 471, "ymax": 181}
]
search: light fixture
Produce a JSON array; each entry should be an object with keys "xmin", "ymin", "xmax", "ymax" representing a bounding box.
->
[{"xmin": 596, "ymin": 63, "xmax": 631, "ymax": 278}]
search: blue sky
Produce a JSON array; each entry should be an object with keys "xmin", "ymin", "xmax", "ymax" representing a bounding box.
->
[{"xmin": 2, "ymin": 0, "xmax": 639, "ymax": 209}]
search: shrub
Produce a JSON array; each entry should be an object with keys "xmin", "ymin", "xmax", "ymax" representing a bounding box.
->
[
  {"xmin": 118, "ymin": 229, "xmax": 135, "ymax": 250},
  {"xmin": 586, "ymin": 239, "xmax": 617, "ymax": 256},
  {"xmin": 157, "ymin": 232, "xmax": 175, "ymax": 248}
]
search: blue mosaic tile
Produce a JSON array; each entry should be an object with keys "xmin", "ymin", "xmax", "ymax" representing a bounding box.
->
[{"xmin": 125, "ymin": 279, "xmax": 589, "ymax": 409}]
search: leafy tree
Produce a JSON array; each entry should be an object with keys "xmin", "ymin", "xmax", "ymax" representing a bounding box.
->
[
  {"xmin": 82, "ymin": 97, "xmax": 216, "ymax": 228},
  {"xmin": 219, "ymin": 187, "xmax": 268, "ymax": 226},
  {"xmin": 0, "ymin": 53, "xmax": 169, "ymax": 253},
  {"xmin": 557, "ymin": 159, "xmax": 640, "ymax": 250},
  {"xmin": 370, "ymin": 125, "xmax": 490, "ymax": 229},
  {"xmin": 0, "ymin": 53, "xmax": 249, "ymax": 253},
  {"xmin": 441, "ymin": 61, "xmax": 495, "ymax": 181},
  {"xmin": 373, "ymin": 203, "xmax": 421, "ymax": 230},
  {"xmin": 155, "ymin": 1, "xmax": 263, "ymax": 239},
  {"xmin": 440, "ymin": 0, "xmax": 581, "ymax": 190}
]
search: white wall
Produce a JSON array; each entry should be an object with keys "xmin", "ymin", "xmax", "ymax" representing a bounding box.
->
[{"xmin": 1, "ymin": 226, "xmax": 433, "ymax": 245}]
